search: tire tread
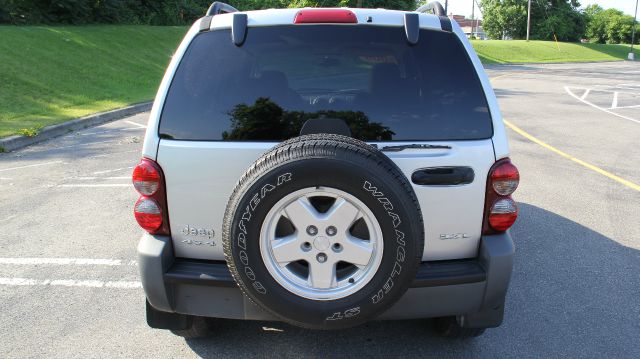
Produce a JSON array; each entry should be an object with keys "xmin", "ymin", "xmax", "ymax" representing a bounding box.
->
[{"xmin": 222, "ymin": 134, "xmax": 424, "ymax": 329}]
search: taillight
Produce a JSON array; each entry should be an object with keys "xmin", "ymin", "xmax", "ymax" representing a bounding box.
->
[
  {"xmin": 132, "ymin": 158, "xmax": 170, "ymax": 235},
  {"xmin": 132, "ymin": 159, "xmax": 160, "ymax": 195},
  {"xmin": 294, "ymin": 9, "xmax": 358, "ymax": 24},
  {"xmin": 483, "ymin": 159, "xmax": 519, "ymax": 234},
  {"xmin": 488, "ymin": 198, "xmax": 518, "ymax": 231},
  {"xmin": 134, "ymin": 197, "xmax": 163, "ymax": 232},
  {"xmin": 491, "ymin": 161, "xmax": 519, "ymax": 195}
]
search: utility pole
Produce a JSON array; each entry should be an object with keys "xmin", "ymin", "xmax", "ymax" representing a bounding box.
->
[
  {"xmin": 526, "ymin": 0, "xmax": 532, "ymax": 41},
  {"xmin": 630, "ymin": 0, "xmax": 639, "ymax": 60},
  {"xmin": 471, "ymin": 0, "xmax": 475, "ymax": 39},
  {"xmin": 445, "ymin": 0, "xmax": 448, "ymax": 15}
]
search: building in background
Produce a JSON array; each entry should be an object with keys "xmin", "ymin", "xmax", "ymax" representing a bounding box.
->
[{"xmin": 450, "ymin": 14, "xmax": 486, "ymax": 40}]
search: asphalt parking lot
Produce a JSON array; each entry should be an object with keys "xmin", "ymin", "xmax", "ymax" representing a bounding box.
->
[{"xmin": 1, "ymin": 61, "xmax": 639, "ymax": 358}]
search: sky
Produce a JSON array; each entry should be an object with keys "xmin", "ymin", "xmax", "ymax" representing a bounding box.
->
[{"xmin": 442, "ymin": 0, "xmax": 638, "ymax": 19}]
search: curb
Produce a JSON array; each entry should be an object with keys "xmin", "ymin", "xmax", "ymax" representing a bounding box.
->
[
  {"xmin": 0, "ymin": 102, "xmax": 152, "ymax": 153},
  {"xmin": 482, "ymin": 59, "xmax": 624, "ymax": 69}
]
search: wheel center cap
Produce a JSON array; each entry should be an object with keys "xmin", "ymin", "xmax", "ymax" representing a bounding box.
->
[{"xmin": 313, "ymin": 236, "xmax": 330, "ymax": 251}]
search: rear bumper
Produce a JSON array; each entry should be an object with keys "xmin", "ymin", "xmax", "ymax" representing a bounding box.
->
[{"xmin": 138, "ymin": 232, "xmax": 514, "ymax": 327}]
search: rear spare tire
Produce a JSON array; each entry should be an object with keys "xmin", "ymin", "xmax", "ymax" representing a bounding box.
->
[{"xmin": 222, "ymin": 134, "xmax": 424, "ymax": 329}]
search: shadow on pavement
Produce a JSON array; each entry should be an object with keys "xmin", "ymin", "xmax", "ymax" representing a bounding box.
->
[{"xmin": 183, "ymin": 203, "xmax": 639, "ymax": 358}]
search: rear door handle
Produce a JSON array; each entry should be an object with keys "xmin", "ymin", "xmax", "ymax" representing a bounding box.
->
[{"xmin": 411, "ymin": 167, "xmax": 475, "ymax": 186}]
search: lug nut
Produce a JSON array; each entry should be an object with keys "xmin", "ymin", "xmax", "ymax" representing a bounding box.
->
[
  {"xmin": 331, "ymin": 243, "xmax": 342, "ymax": 252},
  {"xmin": 306, "ymin": 225, "xmax": 318, "ymax": 236},
  {"xmin": 301, "ymin": 242, "xmax": 312, "ymax": 251},
  {"xmin": 326, "ymin": 226, "xmax": 337, "ymax": 236},
  {"xmin": 316, "ymin": 253, "xmax": 327, "ymax": 263}
]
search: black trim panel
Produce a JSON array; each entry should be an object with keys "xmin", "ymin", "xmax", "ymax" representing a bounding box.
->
[
  {"xmin": 165, "ymin": 259, "xmax": 235, "ymax": 287},
  {"xmin": 439, "ymin": 16, "xmax": 452, "ymax": 32},
  {"xmin": 411, "ymin": 166, "xmax": 475, "ymax": 186},
  {"xmin": 164, "ymin": 258, "xmax": 486, "ymax": 288},
  {"xmin": 413, "ymin": 260, "xmax": 486, "ymax": 287}
]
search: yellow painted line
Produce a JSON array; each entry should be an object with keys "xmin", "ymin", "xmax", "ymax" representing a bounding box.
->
[
  {"xmin": 490, "ymin": 73, "xmax": 511, "ymax": 81},
  {"xmin": 503, "ymin": 119, "xmax": 640, "ymax": 192}
]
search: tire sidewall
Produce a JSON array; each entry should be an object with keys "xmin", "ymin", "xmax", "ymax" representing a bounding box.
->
[{"xmin": 226, "ymin": 157, "xmax": 422, "ymax": 329}]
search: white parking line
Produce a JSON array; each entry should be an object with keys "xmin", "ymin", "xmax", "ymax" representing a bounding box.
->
[
  {"xmin": 0, "ymin": 277, "xmax": 141, "ymax": 288},
  {"xmin": 564, "ymin": 86, "xmax": 640, "ymax": 124},
  {"xmin": 73, "ymin": 176, "xmax": 130, "ymax": 180},
  {"xmin": 80, "ymin": 127, "xmax": 142, "ymax": 136},
  {"xmin": 0, "ymin": 161, "xmax": 63, "ymax": 173},
  {"xmin": 88, "ymin": 149, "xmax": 139, "ymax": 159},
  {"xmin": 93, "ymin": 166, "xmax": 133, "ymax": 175},
  {"xmin": 0, "ymin": 215, "xmax": 18, "ymax": 223},
  {"xmin": 59, "ymin": 184, "xmax": 131, "ymax": 188},
  {"xmin": 52, "ymin": 139, "xmax": 122, "ymax": 150},
  {"xmin": 123, "ymin": 120, "xmax": 147, "ymax": 129},
  {"xmin": 612, "ymin": 104, "xmax": 640, "ymax": 109},
  {"xmin": 611, "ymin": 92, "xmax": 618, "ymax": 109},
  {"xmin": 580, "ymin": 89, "xmax": 590, "ymax": 100},
  {"xmin": 0, "ymin": 258, "xmax": 137, "ymax": 266}
]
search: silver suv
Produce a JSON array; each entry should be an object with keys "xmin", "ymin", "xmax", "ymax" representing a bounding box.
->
[{"xmin": 133, "ymin": 2, "xmax": 519, "ymax": 338}]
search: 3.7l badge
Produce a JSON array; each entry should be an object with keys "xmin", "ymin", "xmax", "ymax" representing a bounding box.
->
[{"xmin": 439, "ymin": 233, "xmax": 469, "ymax": 240}]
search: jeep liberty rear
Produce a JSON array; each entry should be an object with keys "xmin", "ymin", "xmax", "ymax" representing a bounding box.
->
[{"xmin": 134, "ymin": 2, "xmax": 518, "ymax": 338}]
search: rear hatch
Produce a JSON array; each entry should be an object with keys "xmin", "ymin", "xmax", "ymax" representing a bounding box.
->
[{"xmin": 155, "ymin": 24, "xmax": 496, "ymax": 261}]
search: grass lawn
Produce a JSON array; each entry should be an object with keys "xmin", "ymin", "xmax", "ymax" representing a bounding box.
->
[
  {"xmin": 1, "ymin": 26, "xmax": 639, "ymax": 138},
  {"xmin": 472, "ymin": 40, "xmax": 640, "ymax": 64},
  {"xmin": 0, "ymin": 26, "xmax": 187, "ymax": 138}
]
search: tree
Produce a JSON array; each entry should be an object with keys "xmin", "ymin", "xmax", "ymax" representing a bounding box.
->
[
  {"xmin": 480, "ymin": 0, "xmax": 527, "ymax": 39},
  {"xmin": 584, "ymin": 4, "xmax": 606, "ymax": 42},
  {"xmin": 0, "ymin": 0, "xmax": 419, "ymax": 24},
  {"xmin": 585, "ymin": 5, "xmax": 636, "ymax": 44},
  {"xmin": 480, "ymin": 0, "xmax": 585, "ymax": 41}
]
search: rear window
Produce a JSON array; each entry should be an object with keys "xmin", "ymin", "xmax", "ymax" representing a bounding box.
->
[{"xmin": 159, "ymin": 25, "xmax": 492, "ymax": 141}]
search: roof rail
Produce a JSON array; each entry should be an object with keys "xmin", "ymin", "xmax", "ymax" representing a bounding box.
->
[
  {"xmin": 200, "ymin": 2, "xmax": 239, "ymax": 33},
  {"xmin": 415, "ymin": 2, "xmax": 451, "ymax": 32},
  {"xmin": 206, "ymin": 2, "xmax": 238, "ymax": 16},
  {"xmin": 416, "ymin": 1, "xmax": 446, "ymax": 17}
]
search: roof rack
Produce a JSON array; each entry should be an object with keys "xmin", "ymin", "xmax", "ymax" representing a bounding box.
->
[
  {"xmin": 415, "ymin": 2, "xmax": 451, "ymax": 33},
  {"xmin": 416, "ymin": 1, "xmax": 446, "ymax": 17},
  {"xmin": 206, "ymin": 2, "xmax": 238, "ymax": 16},
  {"xmin": 200, "ymin": 2, "xmax": 247, "ymax": 46}
]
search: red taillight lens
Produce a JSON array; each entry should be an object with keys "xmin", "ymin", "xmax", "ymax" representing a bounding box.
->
[
  {"xmin": 491, "ymin": 161, "xmax": 519, "ymax": 196},
  {"xmin": 488, "ymin": 198, "xmax": 518, "ymax": 231},
  {"xmin": 132, "ymin": 158, "xmax": 170, "ymax": 235},
  {"xmin": 133, "ymin": 159, "xmax": 160, "ymax": 196},
  {"xmin": 483, "ymin": 158, "xmax": 520, "ymax": 234},
  {"xmin": 294, "ymin": 9, "xmax": 357, "ymax": 24},
  {"xmin": 134, "ymin": 197, "xmax": 163, "ymax": 232}
]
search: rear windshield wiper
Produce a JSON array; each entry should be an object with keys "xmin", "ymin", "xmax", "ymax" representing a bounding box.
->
[{"xmin": 380, "ymin": 144, "xmax": 452, "ymax": 152}]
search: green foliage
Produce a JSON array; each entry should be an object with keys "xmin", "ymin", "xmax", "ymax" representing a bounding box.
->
[
  {"xmin": 0, "ymin": 0, "xmax": 417, "ymax": 24},
  {"xmin": 17, "ymin": 126, "xmax": 41, "ymax": 137},
  {"xmin": 480, "ymin": 0, "xmax": 585, "ymax": 41},
  {"xmin": 585, "ymin": 5, "xmax": 637, "ymax": 44},
  {"xmin": 472, "ymin": 39, "xmax": 640, "ymax": 64},
  {"xmin": 480, "ymin": 0, "xmax": 527, "ymax": 40},
  {"xmin": 0, "ymin": 25, "xmax": 187, "ymax": 137}
]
